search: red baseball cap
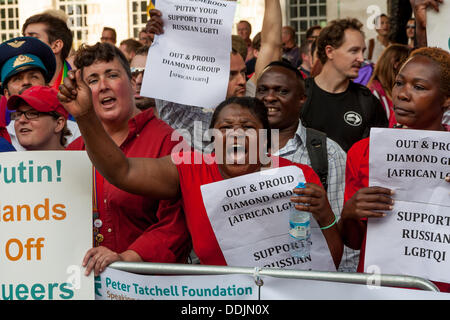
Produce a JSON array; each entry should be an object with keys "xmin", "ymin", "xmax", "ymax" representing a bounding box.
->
[{"xmin": 7, "ymin": 85, "xmax": 69, "ymax": 119}]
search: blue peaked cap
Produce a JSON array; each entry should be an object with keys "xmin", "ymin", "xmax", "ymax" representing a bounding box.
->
[{"xmin": 0, "ymin": 37, "xmax": 56, "ymax": 89}]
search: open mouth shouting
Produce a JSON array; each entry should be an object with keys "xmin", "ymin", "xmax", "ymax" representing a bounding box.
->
[
  {"xmin": 226, "ymin": 141, "xmax": 248, "ymax": 164},
  {"xmin": 101, "ymin": 96, "xmax": 117, "ymax": 107}
]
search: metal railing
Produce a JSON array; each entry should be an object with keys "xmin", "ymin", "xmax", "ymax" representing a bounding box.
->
[{"xmin": 109, "ymin": 261, "xmax": 440, "ymax": 292}]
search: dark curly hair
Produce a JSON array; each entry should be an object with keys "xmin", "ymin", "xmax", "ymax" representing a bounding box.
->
[
  {"xmin": 317, "ymin": 18, "xmax": 364, "ymax": 65},
  {"xmin": 209, "ymin": 96, "xmax": 271, "ymax": 150},
  {"xmin": 22, "ymin": 13, "xmax": 73, "ymax": 61},
  {"xmin": 74, "ymin": 42, "xmax": 132, "ymax": 79}
]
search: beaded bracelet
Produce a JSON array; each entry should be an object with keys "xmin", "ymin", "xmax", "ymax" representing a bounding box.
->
[{"xmin": 320, "ymin": 215, "xmax": 337, "ymax": 230}]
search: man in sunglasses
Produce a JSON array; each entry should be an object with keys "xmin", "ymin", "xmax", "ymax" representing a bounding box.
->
[
  {"xmin": 406, "ymin": 18, "xmax": 416, "ymax": 48},
  {"xmin": 130, "ymin": 45, "xmax": 156, "ymax": 112},
  {"xmin": 7, "ymin": 85, "xmax": 70, "ymax": 150}
]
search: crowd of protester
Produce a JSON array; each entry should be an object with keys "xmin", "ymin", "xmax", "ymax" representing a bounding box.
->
[{"xmin": 0, "ymin": 0, "xmax": 449, "ymax": 293}]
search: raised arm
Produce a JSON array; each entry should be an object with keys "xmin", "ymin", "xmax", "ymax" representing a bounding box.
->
[
  {"xmin": 410, "ymin": 0, "xmax": 444, "ymax": 47},
  {"xmin": 146, "ymin": 8, "xmax": 164, "ymax": 36},
  {"xmin": 250, "ymin": 0, "xmax": 282, "ymax": 85},
  {"xmin": 58, "ymin": 70, "xmax": 181, "ymax": 199}
]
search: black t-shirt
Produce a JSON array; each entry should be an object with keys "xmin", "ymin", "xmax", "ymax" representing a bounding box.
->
[{"xmin": 301, "ymin": 79, "xmax": 387, "ymax": 152}]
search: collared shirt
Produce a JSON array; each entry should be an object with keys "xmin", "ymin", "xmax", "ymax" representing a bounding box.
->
[
  {"xmin": 155, "ymin": 80, "xmax": 258, "ymax": 152},
  {"xmin": 156, "ymin": 99, "xmax": 214, "ymax": 153},
  {"xmin": 444, "ymin": 109, "xmax": 450, "ymax": 126},
  {"xmin": 67, "ymin": 108, "xmax": 192, "ymax": 263},
  {"xmin": 274, "ymin": 121, "xmax": 359, "ymax": 273}
]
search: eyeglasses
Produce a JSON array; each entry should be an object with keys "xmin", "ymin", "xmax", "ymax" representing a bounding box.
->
[
  {"xmin": 131, "ymin": 67, "xmax": 145, "ymax": 78},
  {"xmin": 406, "ymin": 25, "xmax": 415, "ymax": 29},
  {"xmin": 10, "ymin": 110, "xmax": 58, "ymax": 121}
]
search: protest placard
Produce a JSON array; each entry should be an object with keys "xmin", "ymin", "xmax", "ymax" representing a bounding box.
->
[
  {"xmin": 260, "ymin": 276, "xmax": 450, "ymax": 300},
  {"xmin": 427, "ymin": 1, "xmax": 450, "ymax": 52},
  {"xmin": 97, "ymin": 268, "xmax": 450, "ymax": 301},
  {"xmin": 0, "ymin": 151, "xmax": 93, "ymax": 300},
  {"xmin": 200, "ymin": 166, "xmax": 336, "ymax": 271},
  {"xmin": 369, "ymin": 128, "xmax": 449, "ymax": 205},
  {"xmin": 365, "ymin": 128, "xmax": 450, "ymax": 284},
  {"xmin": 142, "ymin": 0, "xmax": 237, "ymax": 108},
  {"xmin": 96, "ymin": 268, "xmax": 258, "ymax": 300}
]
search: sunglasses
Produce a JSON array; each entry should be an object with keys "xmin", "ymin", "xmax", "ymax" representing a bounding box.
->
[
  {"xmin": 131, "ymin": 67, "xmax": 145, "ymax": 78},
  {"xmin": 406, "ymin": 25, "xmax": 415, "ymax": 29}
]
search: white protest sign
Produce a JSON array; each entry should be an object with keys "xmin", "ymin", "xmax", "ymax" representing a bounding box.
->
[
  {"xmin": 366, "ymin": 201, "xmax": 450, "ymax": 283},
  {"xmin": 143, "ymin": 0, "xmax": 237, "ymax": 109},
  {"xmin": 369, "ymin": 128, "xmax": 449, "ymax": 206},
  {"xmin": 200, "ymin": 166, "xmax": 336, "ymax": 271},
  {"xmin": 366, "ymin": 128, "xmax": 450, "ymax": 284},
  {"xmin": 426, "ymin": 1, "xmax": 450, "ymax": 52},
  {"xmin": 260, "ymin": 276, "xmax": 450, "ymax": 300},
  {"xmin": 96, "ymin": 267, "xmax": 258, "ymax": 300},
  {"xmin": 0, "ymin": 151, "xmax": 94, "ymax": 300}
]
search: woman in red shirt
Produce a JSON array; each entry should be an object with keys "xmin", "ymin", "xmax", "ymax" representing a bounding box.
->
[
  {"xmin": 339, "ymin": 47, "xmax": 450, "ymax": 291},
  {"xmin": 58, "ymin": 76, "xmax": 343, "ymax": 272},
  {"xmin": 367, "ymin": 44, "xmax": 411, "ymax": 127}
]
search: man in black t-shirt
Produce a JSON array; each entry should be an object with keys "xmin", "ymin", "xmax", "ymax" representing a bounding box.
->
[{"xmin": 301, "ymin": 18, "xmax": 388, "ymax": 152}]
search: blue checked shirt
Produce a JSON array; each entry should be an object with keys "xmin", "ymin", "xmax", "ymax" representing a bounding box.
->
[
  {"xmin": 156, "ymin": 99, "xmax": 214, "ymax": 153},
  {"xmin": 273, "ymin": 121, "xmax": 359, "ymax": 272}
]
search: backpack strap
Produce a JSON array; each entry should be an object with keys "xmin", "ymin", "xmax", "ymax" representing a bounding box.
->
[
  {"xmin": 305, "ymin": 127, "xmax": 329, "ymax": 191},
  {"xmin": 368, "ymin": 38, "xmax": 375, "ymax": 61}
]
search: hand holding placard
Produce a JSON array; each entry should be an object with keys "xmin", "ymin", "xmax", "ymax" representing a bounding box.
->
[
  {"xmin": 342, "ymin": 186, "xmax": 394, "ymax": 219},
  {"xmin": 142, "ymin": 0, "xmax": 237, "ymax": 109},
  {"xmin": 365, "ymin": 128, "xmax": 450, "ymax": 284}
]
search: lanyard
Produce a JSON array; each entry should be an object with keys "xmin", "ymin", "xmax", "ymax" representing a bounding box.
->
[{"xmin": 92, "ymin": 167, "xmax": 104, "ymax": 247}]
